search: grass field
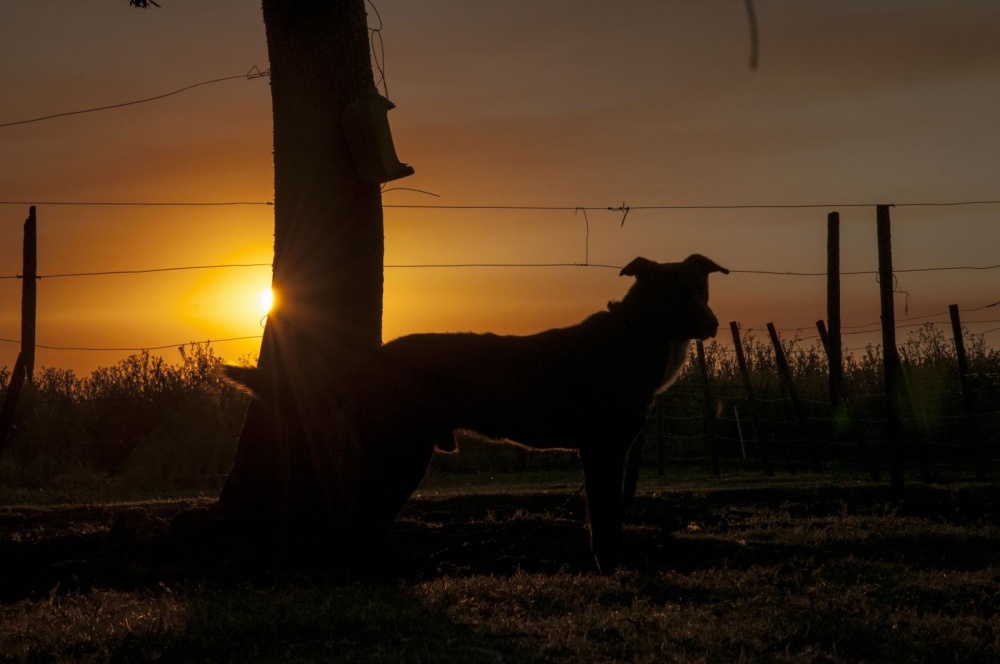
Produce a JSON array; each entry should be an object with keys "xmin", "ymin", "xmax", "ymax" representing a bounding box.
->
[{"xmin": 2, "ymin": 469, "xmax": 999, "ymax": 663}]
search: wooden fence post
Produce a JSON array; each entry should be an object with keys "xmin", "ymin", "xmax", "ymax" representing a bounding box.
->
[
  {"xmin": 695, "ymin": 340, "xmax": 720, "ymax": 475},
  {"xmin": 0, "ymin": 353, "xmax": 27, "ymax": 460},
  {"xmin": 949, "ymin": 304, "xmax": 986, "ymax": 479},
  {"xmin": 767, "ymin": 323, "xmax": 823, "ymax": 473},
  {"xmin": 876, "ymin": 204, "xmax": 906, "ymax": 496},
  {"xmin": 817, "ymin": 320, "xmax": 881, "ymax": 481},
  {"xmin": 1, "ymin": 207, "xmax": 38, "ymax": 461},
  {"xmin": 21, "ymin": 206, "xmax": 37, "ymax": 382},
  {"xmin": 729, "ymin": 321, "xmax": 772, "ymax": 475},
  {"xmin": 826, "ymin": 211, "xmax": 842, "ymax": 409},
  {"xmin": 818, "ymin": 213, "xmax": 880, "ymax": 480}
]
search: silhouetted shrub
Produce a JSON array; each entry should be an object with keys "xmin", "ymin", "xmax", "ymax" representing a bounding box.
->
[
  {"xmin": 0, "ymin": 344, "xmax": 250, "ymax": 491},
  {"xmin": 1, "ymin": 324, "xmax": 998, "ymax": 493}
]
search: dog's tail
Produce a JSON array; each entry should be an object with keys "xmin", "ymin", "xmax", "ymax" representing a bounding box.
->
[{"xmin": 217, "ymin": 365, "xmax": 264, "ymax": 399}]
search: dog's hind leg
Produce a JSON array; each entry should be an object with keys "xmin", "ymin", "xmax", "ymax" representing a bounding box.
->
[{"xmin": 579, "ymin": 445, "xmax": 627, "ymax": 574}]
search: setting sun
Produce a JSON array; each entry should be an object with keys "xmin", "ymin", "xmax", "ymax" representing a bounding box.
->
[{"xmin": 258, "ymin": 287, "xmax": 275, "ymax": 315}]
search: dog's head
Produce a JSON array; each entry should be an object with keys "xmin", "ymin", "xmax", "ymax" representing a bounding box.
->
[{"xmin": 615, "ymin": 254, "xmax": 728, "ymax": 340}]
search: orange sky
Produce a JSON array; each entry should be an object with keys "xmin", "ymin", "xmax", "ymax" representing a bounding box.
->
[{"xmin": 2, "ymin": 2, "xmax": 1000, "ymax": 376}]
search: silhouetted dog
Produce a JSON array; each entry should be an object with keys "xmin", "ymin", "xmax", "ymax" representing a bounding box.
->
[{"xmin": 226, "ymin": 254, "xmax": 727, "ymax": 572}]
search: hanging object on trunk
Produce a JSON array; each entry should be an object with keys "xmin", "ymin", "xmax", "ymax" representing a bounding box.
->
[{"xmin": 342, "ymin": 88, "xmax": 414, "ymax": 185}]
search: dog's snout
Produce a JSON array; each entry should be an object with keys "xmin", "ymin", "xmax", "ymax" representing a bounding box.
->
[{"xmin": 701, "ymin": 310, "xmax": 720, "ymax": 339}]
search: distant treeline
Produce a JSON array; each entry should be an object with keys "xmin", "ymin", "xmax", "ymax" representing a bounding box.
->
[{"xmin": 1, "ymin": 324, "xmax": 999, "ymax": 496}]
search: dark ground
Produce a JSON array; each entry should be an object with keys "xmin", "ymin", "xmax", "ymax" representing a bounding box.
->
[
  {"xmin": 2, "ymin": 477, "xmax": 998, "ymax": 599},
  {"xmin": 2, "ymin": 475, "xmax": 999, "ymax": 662}
]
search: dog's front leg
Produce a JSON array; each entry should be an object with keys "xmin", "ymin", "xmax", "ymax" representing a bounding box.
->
[{"xmin": 579, "ymin": 445, "xmax": 627, "ymax": 574}]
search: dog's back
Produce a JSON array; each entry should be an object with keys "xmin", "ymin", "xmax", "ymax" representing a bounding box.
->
[{"xmin": 353, "ymin": 255, "xmax": 726, "ymax": 455}]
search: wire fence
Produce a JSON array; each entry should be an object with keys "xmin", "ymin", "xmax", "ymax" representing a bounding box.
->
[
  {"xmin": 2, "ymin": 200, "xmax": 1000, "ymax": 357},
  {"xmin": 648, "ymin": 364, "xmax": 1000, "ymax": 476},
  {"xmin": 0, "ymin": 206, "xmax": 997, "ymax": 501},
  {"xmin": 4, "ymin": 57, "xmax": 1000, "ymax": 493},
  {"xmin": 3, "ymin": 194, "xmax": 999, "ymax": 496}
]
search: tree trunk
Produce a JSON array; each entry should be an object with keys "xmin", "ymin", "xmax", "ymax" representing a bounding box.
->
[{"xmin": 215, "ymin": 0, "xmax": 383, "ymax": 544}]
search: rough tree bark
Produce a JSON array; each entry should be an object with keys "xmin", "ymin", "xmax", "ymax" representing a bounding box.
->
[{"xmin": 214, "ymin": 0, "xmax": 384, "ymax": 543}]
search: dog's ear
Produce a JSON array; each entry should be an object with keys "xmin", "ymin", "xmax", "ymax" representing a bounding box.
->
[
  {"xmin": 620, "ymin": 257, "xmax": 657, "ymax": 278},
  {"xmin": 683, "ymin": 254, "xmax": 730, "ymax": 275}
]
